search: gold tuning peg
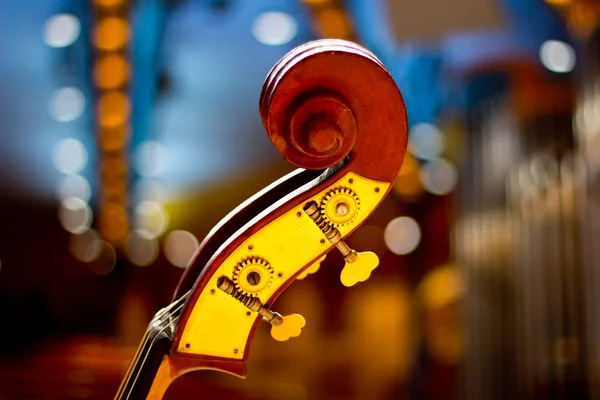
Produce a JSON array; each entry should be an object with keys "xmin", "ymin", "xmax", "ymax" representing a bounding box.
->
[
  {"xmin": 340, "ymin": 250, "xmax": 379, "ymax": 287},
  {"xmin": 303, "ymin": 201, "xmax": 379, "ymax": 287},
  {"xmin": 217, "ymin": 277, "xmax": 306, "ymax": 341},
  {"xmin": 297, "ymin": 254, "xmax": 326, "ymax": 280},
  {"xmin": 270, "ymin": 313, "xmax": 306, "ymax": 341}
]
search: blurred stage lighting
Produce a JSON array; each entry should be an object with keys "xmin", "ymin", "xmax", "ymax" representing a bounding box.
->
[
  {"xmin": 86, "ymin": 241, "xmax": 116, "ymax": 276},
  {"xmin": 133, "ymin": 141, "xmax": 168, "ymax": 177},
  {"xmin": 99, "ymin": 203, "xmax": 128, "ymax": 242},
  {"xmin": 98, "ymin": 91, "xmax": 130, "ymax": 127},
  {"xmin": 540, "ymin": 40, "xmax": 576, "ymax": 73},
  {"xmin": 49, "ymin": 87, "xmax": 85, "ymax": 122},
  {"xmin": 95, "ymin": 18, "xmax": 129, "ymax": 51},
  {"xmin": 421, "ymin": 158, "xmax": 458, "ymax": 196},
  {"xmin": 95, "ymin": 54, "xmax": 130, "ymax": 89},
  {"xmin": 164, "ymin": 230, "xmax": 199, "ymax": 268},
  {"xmin": 408, "ymin": 123, "xmax": 445, "ymax": 160},
  {"xmin": 126, "ymin": 232, "xmax": 159, "ymax": 267},
  {"xmin": 252, "ymin": 11, "xmax": 298, "ymax": 46},
  {"xmin": 43, "ymin": 14, "xmax": 80, "ymax": 48},
  {"xmin": 384, "ymin": 216, "xmax": 421, "ymax": 255},
  {"xmin": 52, "ymin": 138, "xmax": 88, "ymax": 175},
  {"xmin": 56, "ymin": 174, "xmax": 91, "ymax": 203},
  {"xmin": 70, "ymin": 229, "xmax": 101, "ymax": 262},
  {"xmin": 59, "ymin": 196, "xmax": 93, "ymax": 234},
  {"xmin": 95, "ymin": 0, "xmax": 124, "ymax": 7},
  {"xmin": 134, "ymin": 201, "xmax": 169, "ymax": 239},
  {"xmin": 132, "ymin": 179, "xmax": 167, "ymax": 204}
]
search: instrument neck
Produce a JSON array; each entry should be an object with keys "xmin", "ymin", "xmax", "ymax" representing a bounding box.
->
[
  {"xmin": 115, "ymin": 328, "xmax": 172, "ymax": 400},
  {"xmin": 115, "ymin": 296, "xmax": 188, "ymax": 400}
]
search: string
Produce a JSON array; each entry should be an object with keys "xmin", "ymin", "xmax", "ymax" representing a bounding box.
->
[
  {"xmin": 115, "ymin": 296, "xmax": 185, "ymax": 398},
  {"xmin": 115, "ymin": 292, "xmax": 189, "ymax": 400},
  {"xmin": 123, "ymin": 301, "xmax": 186, "ymax": 399}
]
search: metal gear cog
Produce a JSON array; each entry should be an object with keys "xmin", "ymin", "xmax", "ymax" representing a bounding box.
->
[
  {"xmin": 232, "ymin": 257, "xmax": 274, "ymax": 296},
  {"xmin": 320, "ymin": 187, "xmax": 360, "ymax": 227}
]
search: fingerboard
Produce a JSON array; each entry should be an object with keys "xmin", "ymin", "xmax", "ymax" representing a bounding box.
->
[{"xmin": 115, "ymin": 325, "xmax": 173, "ymax": 400}]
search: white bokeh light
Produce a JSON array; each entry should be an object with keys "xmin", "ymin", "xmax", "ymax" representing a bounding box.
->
[
  {"xmin": 164, "ymin": 230, "xmax": 199, "ymax": 268},
  {"xmin": 420, "ymin": 158, "xmax": 458, "ymax": 196},
  {"xmin": 43, "ymin": 14, "xmax": 80, "ymax": 48},
  {"xmin": 49, "ymin": 87, "xmax": 85, "ymax": 122},
  {"xmin": 132, "ymin": 179, "xmax": 167, "ymax": 204},
  {"xmin": 540, "ymin": 40, "xmax": 576, "ymax": 73},
  {"xmin": 69, "ymin": 229, "xmax": 101, "ymax": 262},
  {"xmin": 384, "ymin": 217, "xmax": 421, "ymax": 255},
  {"xmin": 86, "ymin": 241, "xmax": 116, "ymax": 276},
  {"xmin": 58, "ymin": 196, "xmax": 92, "ymax": 234},
  {"xmin": 56, "ymin": 174, "xmax": 91, "ymax": 202},
  {"xmin": 52, "ymin": 138, "xmax": 88, "ymax": 174},
  {"xmin": 134, "ymin": 201, "xmax": 169, "ymax": 239},
  {"xmin": 133, "ymin": 141, "xmax": 168, "ymax": 177},
  {"xmin": 409, "ymin": 123, "xmax": 446, "ymax": 160},
  {"xmin": 126, "ymin": 232, "xmax": 159, "ymax": 267},
  {"xmin": 251, "ymin": 12, "xmax": 297, "ymax": 46}
]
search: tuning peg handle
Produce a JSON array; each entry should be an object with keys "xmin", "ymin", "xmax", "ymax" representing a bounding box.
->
[
  {"xmin": 270, "ymin": 313, "xmax": 306, "ymax": 342},
  {"xmin": 340, "ymin": 250, "xmax": 379, "ymax": 287}
]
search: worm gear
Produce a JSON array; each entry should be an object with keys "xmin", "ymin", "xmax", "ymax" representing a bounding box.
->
[
  {"xmin": 320, "ymin": 187, "xmax": 360, "ymax": 227},
  {"xmin": 232, "ymin": 257, "xmax": 274, "ymax": 296}
]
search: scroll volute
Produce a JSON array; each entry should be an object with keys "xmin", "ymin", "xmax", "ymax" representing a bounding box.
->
[{"xmin": 260, "ymin": 39, "xmax": 408, "ymax": 183}]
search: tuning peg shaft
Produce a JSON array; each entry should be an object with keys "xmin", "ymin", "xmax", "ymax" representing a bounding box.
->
[
  {"xmin": 303, "ymin": 201, "xmax": 379, "ymax": 287},
  {"xmin": 217, "ymin": 277, "xmax": 305, "ymax": 341}
]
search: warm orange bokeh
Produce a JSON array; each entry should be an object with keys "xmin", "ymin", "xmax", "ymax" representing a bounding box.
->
[
  {"xmin": 97, "ymin": 91, "xmax": 130, "ymax": 128},
  {"xmin": 99, "ymin": 202, "xmax": 129, "ymax": 242},
  {"xmin": 95, "ymin": 18, "xmax": 129, "ymax": 51},
  {"xmin": 95, "ymin": 0, "xmax": 125, "ymax": 7},
  {"xmin": 99, "ymin": 124, "xmax": 130, "ymax": 151},
  {"xmin": 95, "ymin": 54, "xmax": 130, "ymax": 89}
]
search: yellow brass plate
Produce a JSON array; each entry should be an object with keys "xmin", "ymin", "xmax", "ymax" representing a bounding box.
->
[{"xmin": 178, "ymin": 172, "xmax": 390, "ymax": 359}]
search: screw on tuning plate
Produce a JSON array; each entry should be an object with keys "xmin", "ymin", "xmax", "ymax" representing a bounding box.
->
[
  {"xmin": 217, "ymin": 277, "xmax": 305, "ymax": 341},
  {"xmin": 303, "ymin": 201, "xmax": 379, "ymax": 287}
]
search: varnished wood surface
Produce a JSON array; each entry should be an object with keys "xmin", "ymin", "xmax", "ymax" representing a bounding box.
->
[
  {"xmin": 172, "ymin": 168, "xmax": 324, "ymax": 300},
  {"xmin": 167, "ymin": 40, "xmax": 408, "ymax": 380}
]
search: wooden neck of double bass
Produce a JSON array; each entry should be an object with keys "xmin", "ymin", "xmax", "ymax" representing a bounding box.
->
[{"xmin": 115, "ymin": 332, "xmax": 173, "ymax": 400}]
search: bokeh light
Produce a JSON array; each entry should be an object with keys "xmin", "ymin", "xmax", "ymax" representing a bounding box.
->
[
  {"xmin": 56, "ymin": 174, "xmax": 91, "ymax": 203},
  {"xmin": 539, "ymin": 40, "xmax": 576, "ymax": 73},
  {"xmin": 99, "ymin": 125, "xmax": 129, "ymax": 151},
  {"xmin": 132, "ymin": 141, "xmax": 168, "ymax": 177},
  {"xmin": 52, "ymin": 138, "xmax": 88, "ymax": 174},
  {"xmin": 134, "ymin": 201, "xmax": 169, "ymax": 239},
  {"xmin": 393, "ymin": 154, "xmax": 424, "ymax": 201},
  {"xmin": 252, "ymin": 12, "xmax": 298, "ymax": 46},
  {"xmin": 132, "ymin": 179, "xmax": 167, "ymax": 204},
  {"xmin": 97, "ymin": 91, "xmax": 130, "ymax": 127},
  {"xmin": 409, "ymin": 123, "xmax": 446, "ymax": 160},
  {"xmin": 384, "ymin": 216, "xmax": 421, "ymax": 255},
  {"xmin": 94, "ymin": 0, "xmax": 124, "ymax": 7},
  {"xmin": 86, "ymin": 241, "xmax": 116, "ymax": 276},
  {"xmin": 49, "ymin": 87, "xmax": 85, "ymax": 122},
  {"xmin": 99, "ymin": 203, "xmax": 128, "ymax": 242},
  {"xmin": 58, "ymin": 197, "xmax": 93, "ymax": 234},
  {"xmin": 43, "ymin": 14, "xmax": 80, "ymax": 48},
  {"xmin": 95, "ymin": 18, "xmax": 129, "ymax": 51},
  {"xmin": 420, "ymin": 158, "xmax": 459, "ymax": 196},
  {"xmin": 95, "ymin": 54, "xmax": 130, "ymax": 89},
  {"xmin": 315, "ymin": 9, "xmax": 351, "ymax": 38},
  {"xmin": 164, "ymin": 230, "xmax": 199, "ymax": 268},
  {"xmin": 69, "ymin": 229, "xmax": 101, "ymax": 262},
  {"xmin": 126, "ymin": 232, "xmax": 159, "ymax": 267}
]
